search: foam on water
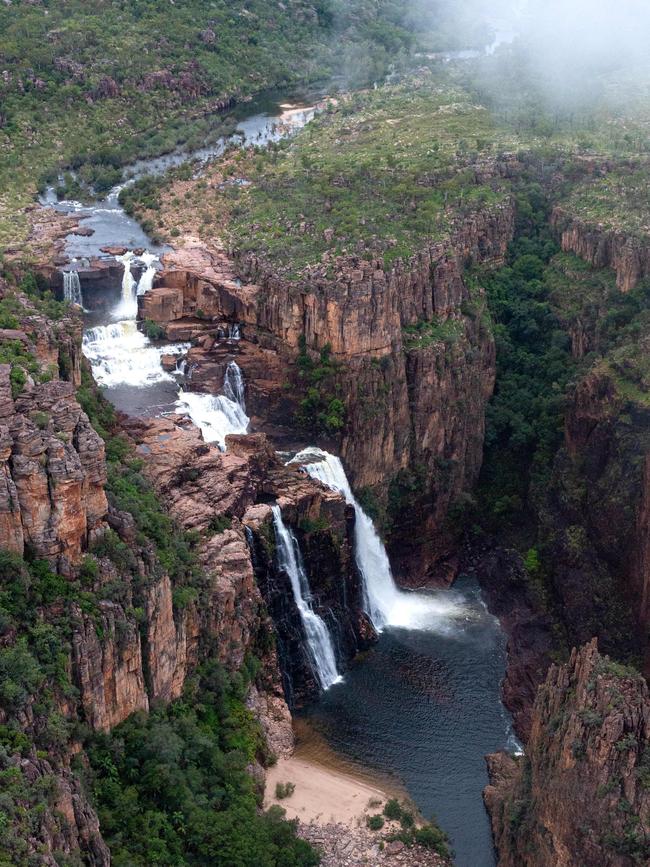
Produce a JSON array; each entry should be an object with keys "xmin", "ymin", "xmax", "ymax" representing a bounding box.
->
[
  {"xmin": 82, "ymin": 321, "xmax": 188, "ymax": 388},
  {"xmin": 175, "ymin": 388, "xmax": 249, "ymax": 451}
]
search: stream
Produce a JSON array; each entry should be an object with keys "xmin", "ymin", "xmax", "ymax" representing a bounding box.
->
[{"xmin": 48, "ymin": 76, "xmax": 518, "ymax": 867}]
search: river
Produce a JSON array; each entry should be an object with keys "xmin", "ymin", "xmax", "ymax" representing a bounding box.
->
[{"xmin": 48, "ymin": 72, "xmax": 518, "ymax": 867}]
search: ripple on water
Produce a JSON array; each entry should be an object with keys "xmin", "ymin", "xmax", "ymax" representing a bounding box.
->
[{"xmin": 302, "ymin": 576, "xmax": 518, "ymax": 867}]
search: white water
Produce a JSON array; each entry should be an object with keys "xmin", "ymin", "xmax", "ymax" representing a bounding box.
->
[
  {"xmin": 175, "ymin": 361, "xmax": 249, "ymax": 450},
  {"xmin": 290, "ymin": 448, "xmax": 466, "ymax": 632},
  {"xmin": 82, "ymin": 321, "xmax": 188, "ymax": 388},
  {"xmin": 114, "ymin": 252, "xmax": 137, "ymax": 318},
  {"xmin": 271, "ymin": 505, "xmax": 342, "ymax": 690},
  {"xmin": 63, "ymin": 271, "xmax": 83, "ymax": 307},
  {"xmin": 223, "ymin": 360, "xmax": 246, "ymax": 411},
  {"xmin": 136, "ymin": 252, "xmax": 159, "ymax": 297}
]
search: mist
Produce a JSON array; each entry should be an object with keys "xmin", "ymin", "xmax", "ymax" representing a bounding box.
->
[{"xmin": 479, "ymin": 0, "xmax": 650, "ymax": 109}]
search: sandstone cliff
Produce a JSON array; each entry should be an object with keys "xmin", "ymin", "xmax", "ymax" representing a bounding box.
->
[
  {"xmin": 552, "ymin": 205, "xmax": 650, "ymax": 293},
  {"xmin": 148, "ymin": 200, "xmax": 513, "ymax": 580},
  {"xmin": 485, "ymin": 640, "xmax": 650, "ymax": 867}
]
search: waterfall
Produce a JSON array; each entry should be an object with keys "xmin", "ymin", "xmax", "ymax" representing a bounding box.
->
[
  {"xmin": 223, "ymin": 360, "xmax": 246, "ymax": 411},
  {"xmin": 271, "ymin": 505, "xmax": 342, "ymax": 690},
  {"xmin": 82, "ymin": 321, "xmax": 188, "ymax": 388},
  {"xmin": 114, "ymin": 252, "xmax": 137, "ymax": 318},
  {"xmin": 290, "ymin": 447, "xmax": 464, "ymax": 632},
  {"xmin": 175, "ymin": 360, "xmax": 249, "ymax": 451},
  {"xmin": 175, "ymin": 389, "xmax": 249, "ymax": 451},
  {"xmin": 63, "ymin": 271, "xmax": 83, "ymax": 307},
  {"xmin": 136, "ymin": 252, "xmax": 159, "ymax": 297},
  {"xmin": 228, "ymin": 323, "xmax": 241, "ymax": 340}
]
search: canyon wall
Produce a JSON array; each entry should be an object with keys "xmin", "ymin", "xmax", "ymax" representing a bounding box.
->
[
  {"xmin": 151, "ymin": 200, "xmax": 514, "ymax": 580},
  {"xmin": 485, "ymin": 640, "xmax": 650, "ymax": 867},
  {"xmin": 0, "ymin": 282, "xmax": 368, "ymax": 862}
]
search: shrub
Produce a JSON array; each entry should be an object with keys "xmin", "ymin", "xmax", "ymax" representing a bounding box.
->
[
  {"xmin": 275, "ymin": 781, "xmax": 296, "ymax": 799},
  {"xmin": 141, "ymin": 319, "xmax": 166, "ymax": 340},
  {"xmin": 383, "ymin": 798, "xmax": 402, "ymax": 821},
  {"xmin": 414, "ymin": 823, "xmax": 450, "ymax": 857},
  {"xmin": 367, "ymin": 814, "xmax": 385, "ymax": 831}
]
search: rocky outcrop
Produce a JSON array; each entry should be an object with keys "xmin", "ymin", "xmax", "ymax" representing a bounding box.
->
[
  {"xmin": 128, "ymin": 414, "xmax": 369, "ymax": 706},
  {"xmin": 485, "ymin": 640, "xmax": 650, "ymax": 867},
  {"xmin": 72, "ymin": 601, "xmax": 149, "ymax": 731},
  {"xmin": 551, "ymin": 206, "xmax": 650, "ymax": 292},
  {"xmin": 5, "ymin": 754, "xmax": 110, "ymax": 866},
  {"xmin": 0, "ymin": 369, "xmax": 107, "ymax": 572}
]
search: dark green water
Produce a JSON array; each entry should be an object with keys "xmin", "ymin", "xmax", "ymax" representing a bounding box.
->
[{"xmin": 304, "ymin": 576, "xmax": 519, "ymax": 867}]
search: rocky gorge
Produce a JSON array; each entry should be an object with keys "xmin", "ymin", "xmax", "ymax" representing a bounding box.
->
[{"xmin": 1, "ymin": 26, "xmax": 650, "ymax": 864}]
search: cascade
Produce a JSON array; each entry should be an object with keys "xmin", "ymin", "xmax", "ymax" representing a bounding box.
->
[
  {"xmin": 114, "ymin": 252, "xmax": 137, "ymax": 318},
  {"xmin": 271, "ymin": 505, "xmax": 342, "ymax": 690},
  {"xmin": 63, "ymin": 271, "xmax": 83, "ymax": 307},
  {"xmin": 175, "ymin": 360, "xmax": 249, "ymax": 451},
  {"xmin": 290, "ymin": 447, "xmax": 465, "ymax": 632},
  {"xmin": 82, "ymin": 321, "xmax": 188, "ymax": 388},
  {"xmin": 228, "ymin": 323, "xmax": 241, "ymax": 340},
  {"xmin": 136, "ymin": 252, "xmax": 159, "ymax": 297},
  {"xmin": 223, "ymin": 360, "xmax": 246, "ymax": 411}
]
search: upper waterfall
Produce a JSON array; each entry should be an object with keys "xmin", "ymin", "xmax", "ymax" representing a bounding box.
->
[
  {"xmin": 290, "ymin": 447, "xmax": 465, "ymax": 632},
  {"xmin": 175, "ymin": 360, "xmax": 249, "ymax": 451},
  {"xmin": 63, "ymin": 271, "xmax": 83, "ymax": 307},
  {"xmin": 136, "ymin": 252, "xmax": 159, "ymax": 296},
  {"xmin": 271, "ymin": 505, "xmax": 342, "ymax": 690},
  {"xmin": 114, "ymin": 251, "xmax": 137, "ymax": 318},
  {"xmin": 223, "ymin": 360, "xmax": 246, "ymax": 411}
]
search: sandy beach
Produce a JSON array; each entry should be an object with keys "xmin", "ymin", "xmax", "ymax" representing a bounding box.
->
[{"xmin": 264, "ymin": 753, "xmax": 390, "ymax": 826}]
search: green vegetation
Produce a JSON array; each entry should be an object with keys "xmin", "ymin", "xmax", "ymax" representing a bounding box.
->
[
  {"xmin": 228, "ymin": 82, "xmax": 509, "ymax": 276},
  {"xmin": 366, "ymin": 814, "xmax": 385, "ymax": 830},
  {"xmin": 77, "ymin": 368, "xmax": 202, "ymax": 592},
  {"xmin": 0, "ymin": 0, "xmax": 495, "ymax": 249},
  {"xmin": 83, "ymin": 661, "xmax": 318, "ymax": 867},
  {"xmin": 382, "ymin": 798, "xmax": 403, "ymax": 820},
  {"xmin": 294, "ymin": 337, "xmax": 346, "ymax": 435},
  {"xmin": 561, "ymin": 167, "xmax": 650, "ymax": 238},
  {"xmin": 402, "ymin": 316, "xmax": 464, "ymax": 351},
  {"xmin": 141, "ymin": 318, "xmax": 167, "ymax": 341},
  {"xmin": 275, "ymin": 781, "xmax": 296, "ymax": 800},
  {"xmin": 475, "ymin": 182, "xmax": 576, "ymax": 529}
]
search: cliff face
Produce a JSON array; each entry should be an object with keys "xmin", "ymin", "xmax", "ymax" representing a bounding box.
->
[
  {"xmin": 0, "ymin": 277, "xmax": 374, "ymax": 862},
  {"xmin": 150, "ymin": 201, "xmax": 512, "ymax": 580},
  {"xmin": 551, "ymin": 206, "xmax": 650, "ymax": 293},
  {"xmin": 538, "ymin": 367, "xmax": 650, "ymax": 667},
  {"xmin": 128, "ymin": 415, "xmax": 369, "ymax": 707},
  {"xmin": 485, "ymin": 640, "xmax": 650, "ymax": 867}
]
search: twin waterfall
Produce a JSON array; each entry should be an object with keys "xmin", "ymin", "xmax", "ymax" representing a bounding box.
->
[
  {"xmin": 271, "ymin": 505, "xmax": 342, "ymax": 690},
  {"xmin": 82, "ymin": 250, "xmax": 193, "ymax": 390},
  {"xmin": 114, "ymin": 251, "xmax": 157, "ymax": 319},
  {"xmin": 79, "ymin": 249, "xmax": 460, "ymax": 694},
  {"xmin": 291, "ymin": 448, "xmax": 463, "ymax": 633}
]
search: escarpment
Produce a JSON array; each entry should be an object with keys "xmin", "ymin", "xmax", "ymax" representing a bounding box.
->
[
  {"xmin": 484, "ymin": 640, "xmax": 650, "ymax": 867},
  {"xmin": 540, "ymin": 367, "xmax": 650, "ymax": 668},
  {"xmin": 144, "ymin": 199, "xmax": 513, "ymax": 580}
]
